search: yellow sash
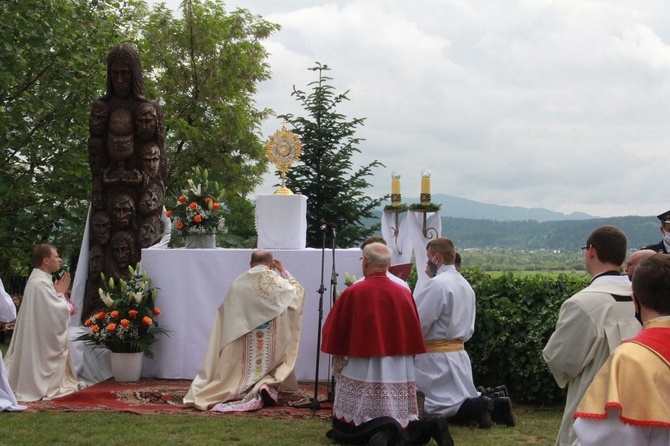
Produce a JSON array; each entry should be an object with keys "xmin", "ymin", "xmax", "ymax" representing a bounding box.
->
[{"xmin": 424, "ymin": 339, "xmax": 464, "ymax": 353}]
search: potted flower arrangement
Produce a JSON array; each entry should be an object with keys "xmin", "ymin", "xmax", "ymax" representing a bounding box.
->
[
  {"xmin": 77, "ymin": 263, "xmax": 167, "ymax": 381},
  {"xmin": 165, "ymin": 166, "xmax": 227, "ymax": 248}
]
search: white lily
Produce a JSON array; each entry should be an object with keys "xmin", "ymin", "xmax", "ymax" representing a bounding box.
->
[{"xmin": 101, "ymin": 292, "xmax": 114, "ymax": 308}]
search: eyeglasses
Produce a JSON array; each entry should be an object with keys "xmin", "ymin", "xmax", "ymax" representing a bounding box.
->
[{"xmin": 581, "ymin": 245, "xmax": 590, "ymax": 251}]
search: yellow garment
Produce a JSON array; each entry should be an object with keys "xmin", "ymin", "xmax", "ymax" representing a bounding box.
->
[
  {"xmin": 424, "ymin": 339, "xmax": 464, "ymax": 353},
  {"xmin": 3, "ymin": 269, "xmax": 85, "ymax": 401},
  {"xmin": 184, "ymin": 266, "xmax": 305, "ymax": 410},
  {"xmin": 575, "ymin": 318, "xmax": 670, "ymax": 426}
]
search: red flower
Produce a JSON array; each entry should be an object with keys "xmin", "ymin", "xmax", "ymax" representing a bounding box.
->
[
  {"xmin": 178, "ymin": 195, "xmax": 187, "ymax": 203},
  {"xmin": 213, "ymin": 202, "xmax": 221, "ymax": 210},
  {"xmin": 189, "ymin": 202, "xmax": 197, "ymax": 209},
  {"xmin": 176, "ymin": 221, "xmax": 183, "ymax": 230},
  {"xmin": 94, "ymin": 311, "xmax": 105, "ymax": 320},
  {"xmin": 91, "ymin": 325, "xmax": 100, "ymax": 333},
  {"xmin": 128, "ymin": 310, "xmax": 138, "ymax": 319},
  {"xmin": 84, "ymin": 318, "xmax": 93, "ymax": 327},
  {"xmin": 106, "ymin": 323, "xmax": 117, "ymax": 332},
  {"xmin": 153, "ymin": 307, "xmax": 161, "ymax": 316},
  {"xmin": 193, "ymin": 214, "xmax": 202, "ymax": 223},
  {"xmin": 110, "ymin": 310, "xmax": 119, "ymax": 319},
  {"xmin": 205, "ymin": 197, "xmax": 212, "ymax": 205},
  {"xmin": 142, "ymin": 316, "xmax": 153, "ymax": 326},
  {"xmin": 120, "ymin": 319, "xmax": 130, "ymax": 328},
  {"xmin": 165, "ymin": 210, "xmax": 172, "ymax": 218}
]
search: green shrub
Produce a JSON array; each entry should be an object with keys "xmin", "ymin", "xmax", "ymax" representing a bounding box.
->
[{"xmin": 463, "ymin": 268, "xmax": 589, "ymax": 405}]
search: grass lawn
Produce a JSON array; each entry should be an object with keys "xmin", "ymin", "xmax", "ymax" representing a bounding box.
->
[
  {"xmin": 0, "ymin": 406, "xmax": 562, "ymax": 445},
  {"xmin": 1, "ymin": 337, "xmax": 562, "ymax": 445}
]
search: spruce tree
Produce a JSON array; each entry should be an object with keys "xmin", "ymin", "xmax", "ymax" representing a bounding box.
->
[{"xmin": 281, "ymin": 63, "xmax": 385, "ymax": 248}]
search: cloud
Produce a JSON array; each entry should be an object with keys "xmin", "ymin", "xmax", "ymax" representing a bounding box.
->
[{"xmin": 155, "ymin": 0, "xmax": 670, "ymax": 217}]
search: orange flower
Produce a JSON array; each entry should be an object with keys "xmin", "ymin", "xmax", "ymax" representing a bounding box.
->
[
  {"xmin": 193, "ymin": 214, "xmax": 202, "ymax": 223},
  {"xmin": 189, "ymin": 201, "xmax": 197, "ymax": 209},
  {"xmin": 176, "ymin": 221, "xmax": 183, "ymax": 230},
  {"xmin": 94, "ymin": 311, "xmax": 105, "ymax": 320},
  {"xmin": 142, "ymin": 316, "xmax": 153, "ymax": 326},
  {"xmin": 128, "ymin": 310, "xmax": 138, "ymax": 319},
  {"xmin": 84, "ymin": 318, "xmax": 93, "ymax": 327},
  {"xmin": 153, "ymin": 307, "xmax": 161, "ymax": 316},
  {"xmin": 165, "ymin": 210, "xmax": 172, "ymax": 218},
  {"xmin": 106, "ymin": 323, "xmax": 117, "ymax": 331},
  {"xmin": 178, "ymin": 195, "xmax": 187, "ymax": 203},
  {"xmin": 120, "ymin": 319, "xmax": 130, "ymax": 328},
  {"xmin": 212, "ymin": 202, "xmax": 220, "ymax": 210},
  {"xmin": 110, "ymin": 310, "xmax": 119, "ymax": 319},
  {"xmin": 205, "ymin": 197, "xmax": 212, "ymax": 205},
  {"xmin": 91, "ymin": 325, "xmax": 100, "ymax": 333}
]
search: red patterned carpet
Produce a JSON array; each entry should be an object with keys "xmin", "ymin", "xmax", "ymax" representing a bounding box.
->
[{"xmin": 24, "ymin": 379, "xmax": 333, "ymax": 419}]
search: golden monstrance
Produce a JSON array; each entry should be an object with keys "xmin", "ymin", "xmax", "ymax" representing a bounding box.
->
[{"xmin": 265, "ymin": 123, "xmax": 303, "ymax": 195}]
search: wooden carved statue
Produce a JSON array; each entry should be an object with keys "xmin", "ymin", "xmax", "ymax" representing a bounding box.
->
[{"xmin": 82, "ymin": 43, "xmax": 167, "ymax": 322}]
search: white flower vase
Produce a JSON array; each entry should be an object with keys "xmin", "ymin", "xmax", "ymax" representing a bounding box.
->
[
  {"xmin": 110, "ymin": 352, "xmax": 144, "ymax": 382},
  {"xmin": 185, "ymin": 234, "xmax": 216, "ymax": 249}
]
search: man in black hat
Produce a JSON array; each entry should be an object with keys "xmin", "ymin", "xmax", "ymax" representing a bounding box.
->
[{"xmin": 642, "ymin": 210, "xmax": 670, "ymax": 253}]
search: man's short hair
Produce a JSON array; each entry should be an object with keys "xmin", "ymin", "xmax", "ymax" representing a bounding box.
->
[
  {"xmin": 586, "ymin": 226, "xmax": 627, "ymax": 266},
  {"xmin": 250, "ymin": 249, "xmax": 273, "ymax": 267},
  {"xmin": 632, "ymin": 254, "xmax": 670, "ymax": 315},
  {"xmin": 360, "ymin": 236, "xmax": 386, "ymax": 250},
  {"xmin": 31, "ymin": 244, "xmax": 55, "ymax": 268},
  {"xmin": 362, "ymin": 243, "xmax": 391, "ymax": 268},
  {"xmin": 455, "ymin": 252, "xmax": 462, "ymax": 268},
  {"xmin": 427, "ymin": 238, "xmax": 456, "ymax": 265}
]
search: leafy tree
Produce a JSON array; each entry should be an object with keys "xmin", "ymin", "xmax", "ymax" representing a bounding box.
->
[
  {"xmin": 140, "ymin": 0, "xmax": 279, "ymax": 244},
  {"xmin": 280, "ymin": 63, "xmax": 385, "ymax": 248},
  {"xmin": 0, "ymin": 0, "xmax": 278, "ymax": 279},
  {"xmin": 0, "ymin": 0, "xmax": 147, "ymax": 277}
]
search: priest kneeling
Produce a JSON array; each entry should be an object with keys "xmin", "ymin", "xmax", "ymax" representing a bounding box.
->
[
  {"xmin": 184, "ymin": 249, "xmax": 305, "ymax": 412},
  {"xmin": 322, "ymin": 242, "xmax": 453, "ymax": 446}
]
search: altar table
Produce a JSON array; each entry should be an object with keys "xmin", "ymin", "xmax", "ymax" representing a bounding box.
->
[{"xmin": 140, "ymin": 248, "xmax": 362, "ymax": 380}]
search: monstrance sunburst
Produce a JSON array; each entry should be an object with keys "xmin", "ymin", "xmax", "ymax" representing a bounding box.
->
[{"xmin": 265, "ymin": 123, "xmax": 303, "ymax": 195}]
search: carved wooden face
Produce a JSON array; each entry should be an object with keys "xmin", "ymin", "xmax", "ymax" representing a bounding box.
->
[
  {"xmin": 139, "ymin": 216, "xmax": 162, "ymax": 247},
  {"xmin": 111, "ymin": 194, "xmax": 135, "ymax": 229},
  {"xmin": 111, "ymin": 233, "xmax": 133, "ymax": 269},
  {"xmin": 141, "ymin": 144, "xmax": 161, "ymax": 178},
  {"xmin": 110, "ymin": 60, "xmax": 132, "ymax": 98},
  {"xmin": 92, "ymin": 212, "xmax": 112, "ymax": 245},
  {"xmin": 139, "ymin": 184, "xmax": 164, "ymax": 216},
  {"xmin": 88, "ymin": 245, "xmax": 104, "ymax": 276},
  {"xmin": 135, "ymin": 104, "xmax": 157, "ymax": 141}
]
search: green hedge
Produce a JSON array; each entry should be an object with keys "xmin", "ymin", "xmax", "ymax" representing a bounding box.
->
[{"xmin": 462, "ymin": 268, "xmax": 589, "ymax": 405}]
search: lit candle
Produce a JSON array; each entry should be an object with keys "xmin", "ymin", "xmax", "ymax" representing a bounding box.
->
[
  {"xmin": 421, "ymin": 169, "xmax": 431, "ymax": 204},
  {"xmin": 391, "ymin": 171, "xmax": 401, "ymax": 205}
]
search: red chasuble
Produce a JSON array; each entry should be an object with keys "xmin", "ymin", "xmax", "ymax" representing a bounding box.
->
[{"xmin": 321, "ymin": 271, "xmax": 426, "ymax": 357}]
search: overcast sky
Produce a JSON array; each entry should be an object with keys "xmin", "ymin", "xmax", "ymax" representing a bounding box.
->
[{"xmin": 154, "ymin": 0, "xmax": 670, "ymax": 218}]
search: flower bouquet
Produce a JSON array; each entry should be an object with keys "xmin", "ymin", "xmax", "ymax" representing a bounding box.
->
[
  {"xmin": 165, "ymin": 167, "xmax": 227, "ymax": 238},
  {"xmin": 77, "ymin": 263, "xmax": 167, "ymax": 358}
]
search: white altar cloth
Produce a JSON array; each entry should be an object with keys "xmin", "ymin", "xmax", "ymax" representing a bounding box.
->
[
  {"xmin": 140, "ymin": 248, "xmax": 362, "ymax": 380},
  {"xmin": 255, "ymin": 195, "xmax": 307, "ymax": 249}
]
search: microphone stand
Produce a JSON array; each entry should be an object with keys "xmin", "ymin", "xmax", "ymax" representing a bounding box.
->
[
  {"xmin": 327, "ymin": 224, "xmax": 338, "ymax": 403},
  {"xmin": 309, "ymin": 224, "xmax": 328, "ymax": 414}
]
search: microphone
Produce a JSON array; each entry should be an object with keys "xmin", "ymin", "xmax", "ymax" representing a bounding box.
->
[{"xmin": 319, "ymin": 222, "xmax": 337, "ymax": 231}]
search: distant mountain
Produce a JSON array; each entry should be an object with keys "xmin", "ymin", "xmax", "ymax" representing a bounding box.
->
[
  {"xmin": 367, "ymin": 195, "xmax": 659, "ymax": 252},
  {"xmin": 402, "ymin": 194, "xmax": 596, "ymax": 222}
]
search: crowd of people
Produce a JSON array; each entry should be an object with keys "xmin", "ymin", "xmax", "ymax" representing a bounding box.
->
[{"xmin": 1, "ymin": 216, "xmax": 670, "ymax": 445}]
